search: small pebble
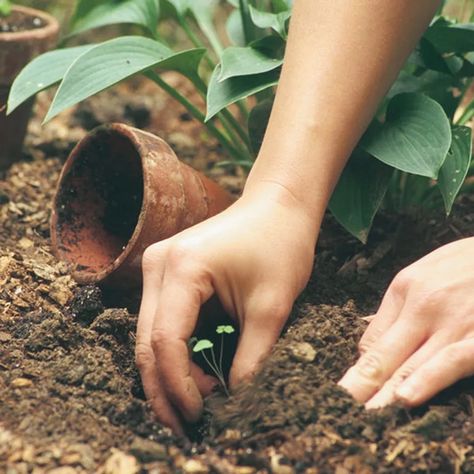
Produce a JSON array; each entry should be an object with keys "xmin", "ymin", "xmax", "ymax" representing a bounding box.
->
[
  {"xmin": 183, "ymin": 459, "xmax": 209, "ymax": 474},
  {"xmin": 11, "ymin": 378, "xmax": 33, "ymax": 388}
]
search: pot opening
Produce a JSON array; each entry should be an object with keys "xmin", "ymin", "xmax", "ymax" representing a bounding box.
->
[{"xmin": 54, "ymin": 128, "xmax": 144, "ymax": 274}]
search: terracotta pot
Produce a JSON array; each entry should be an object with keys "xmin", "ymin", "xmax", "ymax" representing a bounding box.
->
[
  {"xmin": 0, "ymin": 5, "xmax": 59, "ymax": 170},
  {"xmin": 50, "ymin": 123, "xmax": 235, "ymax": 288}
]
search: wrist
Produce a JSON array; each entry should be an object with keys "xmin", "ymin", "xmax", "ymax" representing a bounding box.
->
[{"xmin": 242, "ymin": 177, "xmax": 323, "ymax": 242}]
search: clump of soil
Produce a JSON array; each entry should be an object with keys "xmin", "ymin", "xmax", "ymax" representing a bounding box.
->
[
  {"xmin": 1, "ymin": 83, "xmax": 474, "ymax": 473},
  {"xmin": 0, "ymin": 10, "xmax": 45, "ymax": 33}
]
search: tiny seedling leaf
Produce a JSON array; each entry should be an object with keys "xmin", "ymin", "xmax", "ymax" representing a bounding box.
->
[
  {"xmin": 193, "ymin": 339, "xmax": 214, "ymax": 352},
  {"xmin": 438, "ymin": 125, "xmax": 472, "ymax": 214},
  {"xmin": 0, "ymin": 0, "xmax": 12, "ymax": 16},
  {"xmin": 216, "ymin": 325, "xmax": 235, "ymax": 334},
  {"xmin": 362, "ymin": 93, "xmax": 452, "ymax": 179},
  {"xmin": 7, "ymin": 45, "xmax": 95, "ymax": 115}
]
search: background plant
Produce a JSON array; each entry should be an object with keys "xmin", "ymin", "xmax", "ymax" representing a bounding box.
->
[
  {"xmin": 0, "ymin": 0, "xmax": 12, "ymax": 16},
  {"xmin": 7, "ymin": 0, "xmax": 474, "ymax": 242}
]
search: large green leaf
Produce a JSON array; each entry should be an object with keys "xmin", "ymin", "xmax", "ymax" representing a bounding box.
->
[
  {"xmin": 249, "ymin": 5, "xmax": 291, "ymax": 38},
  {"xmin": 7, "ymin": 45, "xmax": 95, "ymax": 115},
  {"xmin": 206, "ymin": 65, "xmax": 279, "ymax": 120},
  {"xmin": 44, "ymin": 36, "xmax": 205, "ymax": 122},
  {"xmin": 329, "ymin": 150, "xmax": 394, "ymax": 244},
  {"xmin": 70, "ymin": 0, "xmax": 160, "ymax": 36},
  {"xmin": 438, "ymin": 125, "xmax": 472, "ymax": 214},
  {"xmin": 424, "ymin": 23, "xmax": 474, "ymax": 53},
  {"xmin": 226, "ymin": 9, "xmax": 246, "ymax": 46},
  {"xmin": 219, "ymin": 37, "xmax": 284, "ymax": 81},
  {"xmin": 362, "ymin": 93, "xmax": 452, "ymax": 179}
]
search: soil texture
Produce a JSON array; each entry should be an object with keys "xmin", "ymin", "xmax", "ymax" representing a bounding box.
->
[{"xmin": 1, "ymin": 80, "xmax": 474, "ymax": 474}]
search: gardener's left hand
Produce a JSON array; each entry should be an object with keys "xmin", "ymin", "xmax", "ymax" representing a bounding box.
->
[{"xmin": 339, "ymin": 236, "xmax": 474, "ymax": 408}]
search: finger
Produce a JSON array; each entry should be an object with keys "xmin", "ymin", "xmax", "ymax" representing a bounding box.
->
[
  {"xmin": 190, "ymin": 362, "xmax": 218, "ymax": 397},
  {"xmin": 395, "ymin": 338, "xmax": 474, "ymax": 406},
  {"xmin": 152, "ymin": 269, "xmax": 214, "ymax": 423},
  {"xmin": 229, "ymin": 297, "xmax": 290, "ymax": 389},
  {"xmin": 136, "ymin": 247, "xmax": 185, "ymax": 432},
  {"xmin": 365, "ymin": 330, "xmax": 453, "ymax": 409},
  {"xmin": 358, "ymin": 286, "xmax": 405, "ymax": 355},
  {"xmin": 136, "ymin": 344, "xmax": 184, "ymax": 436},
  {"xmin": 338, "ymin": 316, "xmax": 426, "ymax": 402}
]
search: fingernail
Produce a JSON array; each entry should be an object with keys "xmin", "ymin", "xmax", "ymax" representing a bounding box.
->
[{"xmin": 396, "ymin": 382, "xmax": 415, "ymax": 402}]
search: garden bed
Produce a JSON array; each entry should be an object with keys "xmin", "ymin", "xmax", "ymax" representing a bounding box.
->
[{"xmin": 1, "ymin": 81, "xmax": 474, "ymax": 474}]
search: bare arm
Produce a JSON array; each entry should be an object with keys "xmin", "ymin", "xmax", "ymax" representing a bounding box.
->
[
  {"xmin": 136, "ymin": 0, "xmax": 440, "ymax": 434},
  {"xmin": 246, "ymin": 0, "xmax": 440, "ymax": 228}
]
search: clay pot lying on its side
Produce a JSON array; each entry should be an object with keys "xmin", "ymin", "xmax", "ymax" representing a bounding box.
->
[
  {"xmin": 50, "ymin": 123, "xmax": 236, "ymax": 288},
  {"xmin": 0, "ymin": 5, "xmax": 59, "ymax": 170}
]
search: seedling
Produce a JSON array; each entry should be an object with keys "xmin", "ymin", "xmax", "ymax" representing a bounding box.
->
[
  {"xmin": 0, "ymin": 0, "xmax": 12, "ymax": 17},
  {"xmin": 192, "ymin": 325, "xmax": 235, "ymax": 396}
]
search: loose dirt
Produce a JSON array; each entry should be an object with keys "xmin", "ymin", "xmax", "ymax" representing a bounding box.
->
[{"xmin": 1, "ymin": 81, "xmax": 474, "ymax": 473}]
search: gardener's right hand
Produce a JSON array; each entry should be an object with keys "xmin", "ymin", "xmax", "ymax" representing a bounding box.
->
[{"xmin": 135, "ymin": 182, "xmax": 318, "ymax": 435}]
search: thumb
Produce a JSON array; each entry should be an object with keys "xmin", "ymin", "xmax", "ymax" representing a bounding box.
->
[{"xmin": 229, "ymin": 301, "xmax": 289, "ymax": 389}]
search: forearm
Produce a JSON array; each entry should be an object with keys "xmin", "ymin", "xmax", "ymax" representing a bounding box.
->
[{"xmin": 244, "ymin": 0, "xmax": 440, "ymax": 236}]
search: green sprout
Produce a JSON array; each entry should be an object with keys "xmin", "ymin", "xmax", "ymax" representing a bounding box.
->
[
  {"xmin": 0, "ymin": 0, "xmax": 12, "ymax": 17},
  {"xmin": 192, "ymin": 325, "xmax": 235, "ymax": 396}
]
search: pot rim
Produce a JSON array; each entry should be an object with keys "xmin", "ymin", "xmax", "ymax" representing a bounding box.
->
[
  {"xmin": 0, "ymin": 5, "xmax": 59, "ymax": 42},
  {"xmin": 51, "ymin": 123, "xmax": 153, "ymax": 284}
]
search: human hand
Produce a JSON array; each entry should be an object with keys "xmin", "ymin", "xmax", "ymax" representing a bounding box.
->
[
  {"xmin": 135, "ymin": 183, "xmax": 317, "ymax": 434},
  {"xmin": 339, "ymin": 237, "xmax": 474, "ymax": 409}
]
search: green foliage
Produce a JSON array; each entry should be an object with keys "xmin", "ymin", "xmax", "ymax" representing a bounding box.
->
[
  {"xmin": 7, "ymin": 0, "xmax": 474, "ymax": 242},
  {"xmin": 70, "ymin": 0, "xmax": 160, "ymax": 36},
  {"xmin": 0, "ymin": 0, "xmax": 12, "ymax": 17}
]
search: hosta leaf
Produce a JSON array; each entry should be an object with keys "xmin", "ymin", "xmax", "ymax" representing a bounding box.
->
[
  {"xmin": 329, "ymin": 150, "xmax": 394, "ymax": 244},
  {"xmin": 206, "ymin": 65, "xmax": 279, "ymax": 120},
  {"xmin": 219, "ymin": 37, "xmax": 284, "ymax": 82},
  {"xmin": 362, "ymin": 93, "xmax": 452, "ymax": 179},
  {"xmin": 249, "ymin": 5, "xmax": 291, "ymax": 38},
  {"xmin": 44, "ymin": 36, "xmax": 205, "ymax": 122},
  {"xmin": 164, "ymin": 0, "xmax": 222, "ymax": 55},
  {"xmin": 226, "ymin": 9, "xmax": 246, "ymax": 46},
  {"xmin": 424, "ymin": 23, "xmax": 474, "ymax": 53},
  {"xmin": 70, "ymin": 0, "xmax": 160, "ymax": 36},
  {"xmin": 193, "ymin": 339, "xmax": 214, "ymax": 352},
  {"xmin": 7, "ymin": 45, "xmax": 95, "ymax": 115},
  {"xmin": 438, "ymin": 125, "xmax": 472, "ymax": 214},
  {"xmin": 248, "ymin": 98, "xmax": 273, "ymax": 154}
]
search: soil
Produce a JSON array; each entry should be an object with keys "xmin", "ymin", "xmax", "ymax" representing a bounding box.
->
[
  {"xmin": 0, "ymin": 10, "xmax": 45, "ymax": 34},
  {"xmin": 1, "ymin": 77, "xmax": 474, "ymax": 474}
]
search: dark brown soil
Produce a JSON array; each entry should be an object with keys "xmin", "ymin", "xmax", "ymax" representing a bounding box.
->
[
  {"xmin": 1, "ymin": 81, "xmax": 474, "ymax": 473},
  {"xmin": 0, "ymin": 10, "xmax": 45, "ymax": 34}
]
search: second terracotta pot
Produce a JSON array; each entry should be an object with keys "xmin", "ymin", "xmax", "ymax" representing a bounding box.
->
[
  {"xmin": 51, "ymin": 123, "xmax": 235, "ymax": 288},
  {"xmin": 0, "ymin": 5, "xmax": 59, "ymax": 170}
]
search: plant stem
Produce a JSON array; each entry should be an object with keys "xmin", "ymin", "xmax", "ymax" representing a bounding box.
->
[
  {"xmin": 202, "ymin": 351, "xmax": 229, "ymax": 396},
  {"xmin": 192, "ymin": 76, "xmax": 252, "ymax": 154},
  {"xmin": 178, "ymin": 16, "xmax": 216, "ymax": 69},
  {"xmin": 145, "ymin": 71, "xmax": 246, "ymax": 161},
  {"xmin": 239, "ymin": 0, "xmax": 254, "ymax": 45}
]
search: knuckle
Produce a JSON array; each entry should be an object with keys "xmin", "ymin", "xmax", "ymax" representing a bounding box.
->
[
  {"xmin": 358, "ymin": 329, "xmax": 383, "ymax": 355},
  {"xmin": 354, "ymin": 351, "xmax": 384, "ymax": 380},
  {"xmin": 390, "ymin": 365, "xmax": 416, "ymax": 387},
  {"xmin": 166, "ymin": 242, "xmax": 203, "ymax": 277},
  {"xmin": 442, "ymin": 344, "xmax": 462, "ymax": 368},
  {"xmin": 260, "ymin": 292, "xmax": 293, "ymax": 324},
  {"xmin": 150, "ymin": 328, "xmax": 170, "ymax": 355},
  {"xmin": 135, "ymin": 342, "xmax": 155, "ymax": 369},
  {"xmin": 142, "ymin": 244, "xmax": 166, "ymax": 272},
  {"xmin": 390, "ymin": 267, "xmax": 417, "ymax": 297}
]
